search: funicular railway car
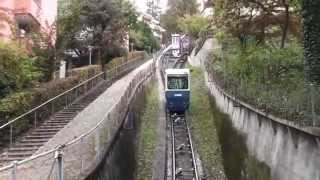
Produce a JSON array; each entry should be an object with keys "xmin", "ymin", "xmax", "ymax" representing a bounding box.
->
[{"xmin": 165, "ymin": 69, "xmax": 190, "ymax": 113}]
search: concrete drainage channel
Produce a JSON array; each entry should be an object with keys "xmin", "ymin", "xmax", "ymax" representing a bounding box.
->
[{"xmin": 85, "ymin": 76, "xmax": 156, "ymax": 180}]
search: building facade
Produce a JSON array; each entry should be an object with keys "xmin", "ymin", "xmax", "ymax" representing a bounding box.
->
[
  {"xmin": 130, "ymin": 0, "xmax": 166, "ymax": 42},
  {"xmin": 0, "ymin": 0, "xmax": 57, "ymax": 41}
]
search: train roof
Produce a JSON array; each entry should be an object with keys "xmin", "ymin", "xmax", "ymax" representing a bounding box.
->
[{"xmin": 165, "ymin": 69, "xmax": 190, "ymax": 75}]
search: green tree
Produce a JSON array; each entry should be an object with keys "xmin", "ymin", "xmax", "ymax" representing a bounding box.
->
[
  {"xmin": 302, "ymin": 0, "xmax": 320, "ymax": 85},
  {"xmin": 178, "ymin": 15, "xmax": 209, "ymax": 38},
  {"xmin": 161, "ymin": 0, "xmax": 199, "ymax": 41},
  {"xmin": 130, "ymin": 22, "xmax": 159, "ymax": 52},
  {"xmin": 0, "ymin": 42, "xmax": 42, "ymax": 97},
  {"xmin": 57, "ymin": 0, "xmax": 137, "ymax": 64},
  {"xmin": 212, "ymin": 0, "xmax": 301, "ymax": 47}
]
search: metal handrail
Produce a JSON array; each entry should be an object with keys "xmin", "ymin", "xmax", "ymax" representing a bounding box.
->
[
  {"xmin": 0, "ymin": 57, "xmax": 156, "ymax": 173},
  {"xmin": 0, "ymin": 72, "xmax": 104, "ymax": 130},
  {"xmin": 0, "ymin": 56, "xmax": 148, "ymax": 131}
]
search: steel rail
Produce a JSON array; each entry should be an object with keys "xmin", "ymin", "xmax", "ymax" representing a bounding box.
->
[
  {"xmin": 170, "ymin": 113, "xmax": 199, "ymax": 180},
  {"xmin": 185, "ymin": 113, "xmax": 199, "ymax": 180},
  {"xmin": 170, "ymin": 113, "xmax": 176, "ymax": 180}
]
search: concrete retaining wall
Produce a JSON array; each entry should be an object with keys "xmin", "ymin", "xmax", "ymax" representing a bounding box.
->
[
  {"xmin": 190, "ymin": 39, "xmax": 320, "ymax": 180},
  {"xmin": 0, "ymin": 59, "xmax": 156, "ymax": 180}
]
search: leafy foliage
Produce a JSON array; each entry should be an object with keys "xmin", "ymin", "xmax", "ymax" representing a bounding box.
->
[
  {"xmin": 57, "ymin": 0, "xmax": 137, "ymax": 63},
  {"xmin": 130, "ymin": 22, "xmax": 159, "ymax": 52},
  {"xmin": 212, "ymin": 0, "xmax": 301, "ymax": 48},
  {"xmin": 0, "ymin": 41, "xmax": 43, "ymax": 97},
  {"xmin": 209, "ymin": 38, "xmax": 313, "ymax": 124},
  {"xmin": 31, "ymin": 22, "xmax": 57, "ymax": 82},
  {"xmin": 161, "ymin": 0, "xmax": 199, "ymax": 40},
  {"xmin": 178, "ymin": 15, "xmax": 209, "ymax": 38},
  {"xmin": 301, "ymin": 0, "xmax": 320, "ymax": 85}
]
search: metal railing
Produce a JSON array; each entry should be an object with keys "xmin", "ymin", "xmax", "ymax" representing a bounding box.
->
[
  {"xmin": 205, "ymin": 59, "xmax": 320, "ymax": 127},
  {"xmin": 0, "ymin": 56, "xmax": 149, "ymax": 149},
  {"xmin": 0, "ymin": 72, "xmax": 104, "ymax": 148},
  {"xmin": 0, "ymin": 55, "xmax": 157, "ymax": 180}
]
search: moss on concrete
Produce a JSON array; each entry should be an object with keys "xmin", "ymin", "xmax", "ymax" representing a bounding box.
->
[
  {"xmin": 188, "ymin": 66, "xmax": 226, "ymax": 180},
  {"xmin": 135, "ymin": 83, "xmax": 159, "ymax": 180}
]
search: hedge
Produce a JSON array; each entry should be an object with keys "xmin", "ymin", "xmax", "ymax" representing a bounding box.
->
[{"xmin": 105, "ymin": 51, "xmax": 147, "ymax": 70}]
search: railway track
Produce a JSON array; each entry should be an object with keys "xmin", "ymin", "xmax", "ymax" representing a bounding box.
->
[
  {"xmin": 169, "ymin": 112, "xmax": 199, "ymax": 180},
  {"xmin": 173, "ymin": 56, "xmax": 187, "ymax": 69}
]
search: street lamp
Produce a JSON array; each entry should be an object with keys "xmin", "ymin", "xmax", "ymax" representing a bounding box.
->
[{"xmin": 88, "ymin": 45, "xmax": 93, "ymax": 65}]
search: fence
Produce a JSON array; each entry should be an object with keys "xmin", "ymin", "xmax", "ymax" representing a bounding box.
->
[
  {"xmin": 0, "ymin": 56, "xmax": 149, "ymax": 150},
  {"xmin": 0, "ymin": 54, "xmax": 157, "ymax": 180},
  {"xmin": 205, "ymin": 59, "xmax": 320, "ymax": 127}
]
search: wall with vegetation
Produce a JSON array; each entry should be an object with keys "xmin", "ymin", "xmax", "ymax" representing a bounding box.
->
[{"xmin": 190, "ymin": 38, "xmax": 320, "ymax": 180}]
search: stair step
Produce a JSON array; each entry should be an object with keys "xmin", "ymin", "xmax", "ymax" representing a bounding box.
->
[
  {"xmin": 61, "ymin": 110, "xmax": 81, "ymax": 113},
  {"xmin": 54, "ymin": 116, "xmax": 75, "ymax": 119},
  {"xmin": 37, "ymin": 126, "xmax": 62, "ymax": 130},
  {"xmin": 45, "ymin": 123, "xmax": 68, "ymax": 126},
  {"xmin": 20, "ymin": 139, "xmax": 48, "ymax": 143},
  {"xmin": 37, "ymin": 126, "xmax": 61, "ymax": 129},
  {"xmin": 6, "ymin": 151, "xmax": 34, "ymax": 158},
  {"xmin": 56, "ymin": 112, "xmax": 76, "ymax": 115},
  {"xmin": 0, "ymin": 157, "xmax": 25, "ymax": 162},
  {"xmin": 65, "ymin": 107, "xmax": 84, "ymax": 109},
  {"xmin": 51, "ymin": 116, "xmax": 73, "ymax": 119},
  {"xmin": 25, "ymin": 135, "xmax": 53, "ymax": 139},
  {"xmin": 40, "ymin": 124, "xmax": 65, "ymax": 128},
  {"xmin": 9, "ymin": 147, "xmax": 39, "ymax": 152},
  {"xmin": 34, "ymin": 129, "xmax": 60, "ymax": 133},
  {"xmin": 69, "ymin": 104, "xmax": 86, "ymax": 107},
  {"xmin": 48, "ymin": 119, "xmax": 70, "ymax": 122},
  {"xmin": 32, "ymin": 132, "xmax": 57, "ymax": 136},
  {"xmin": 54, "ymin": 115, "xmax": 75, "ymax": 118},
  {"xmin": 14, "ymin": 142, "xmax": 44, "ymax": 147}
]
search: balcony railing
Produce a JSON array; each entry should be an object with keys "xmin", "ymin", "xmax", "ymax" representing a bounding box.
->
[{"xmin": 14, "ymin": 0, "xmax": 41, "ymax": 25}]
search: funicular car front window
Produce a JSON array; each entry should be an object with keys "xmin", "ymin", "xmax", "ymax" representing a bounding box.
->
[{"xmin": 168, "ymin": 76, "xmax": 188, "ymax": 89}]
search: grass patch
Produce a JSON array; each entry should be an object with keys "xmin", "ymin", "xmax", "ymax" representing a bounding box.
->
[
  {"xmin": 188, "ymin": 66, "xmax": 226, "ymax": 179},
  {"xmin": 135, "ymin": 83, "xmax": 159, "ymax": 180}
]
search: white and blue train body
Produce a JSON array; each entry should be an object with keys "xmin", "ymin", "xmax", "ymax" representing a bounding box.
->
[{"xmin": 165, "ymin": 69, "xmax": 190, "ymax": 112}]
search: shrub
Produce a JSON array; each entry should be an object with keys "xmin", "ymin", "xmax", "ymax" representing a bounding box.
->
[
  {"xmin": 209, "ymin": 38, "xmax": 313, "ymax": 124},
  {"xmin": 68, "ymin": 65, "xmax": 102, "ymax": 79},
  {"xmin": 0, "ymin": 41, "xmax": 43, "ymax": 97},
  {"xmin": 105, "ymin": 51, "xmax": 147, "ymax": 70},
  {"xmin": 0, "ymin": 64, "xmax": 103, "ymax": 142}
]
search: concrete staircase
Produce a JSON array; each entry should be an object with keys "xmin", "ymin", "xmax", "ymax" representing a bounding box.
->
[{"xmin": 0, "ymin": 80, "xmax": 112, "ymax": 166}]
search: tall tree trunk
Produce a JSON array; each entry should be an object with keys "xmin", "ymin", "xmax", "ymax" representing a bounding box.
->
[
  {"xmin": 281, "ymin": 0, "xmax": 289, "ymax": 48},
  {"xmin": 302, "ymin": 0, "xmax": 320, "ymax": 85}
]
